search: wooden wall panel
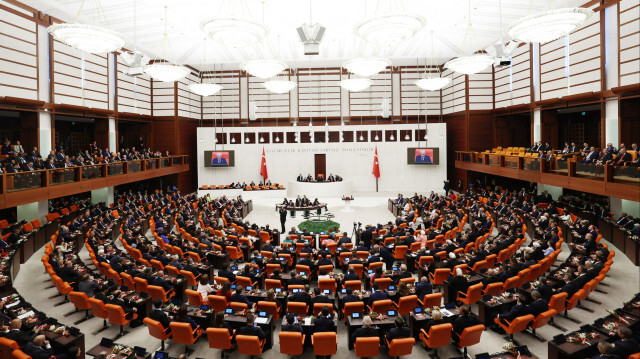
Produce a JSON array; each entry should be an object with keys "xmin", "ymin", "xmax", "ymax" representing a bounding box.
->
[
  {"xmin": 249, "ymin": 74, "xmax": 290, "ymax": 119},
  {"xmin": 52, "ymin": 39, "xmax": 109, "ymax": 109},
  {"xmin": 445, "ymin": 113, "xmax": 468, "ymax": 188},
  {"xmin": 177, "ymin": 72, "xmax": 201, "ymax": 119},
  {"xmin": 115, "ymin": 57, "xmax": 151, "ymax": 115},
  {"xmin": 468, "ymin": 69, "xmax": 493, "ymax": 111},
  {"xmin": 540, "ymin": 3, "xmax": 601, "ymax": 100},
  {"xmin": 495, "ymin": 44, "xmax": 532, "ymax": 108},
  {"xmin": 399, "ymin": 67, "xmax": 441, "ymax": 116},
  {"xmin": 619, "ymin": 0, "xmax": 640, "ymax": 86},
  {"xmin": 0, "ymin": 7, "xmax": 38, "ymax": 101},
  {"xmin": 152, "ymin": 80, "xmax": 175, "ymax": 117},
  {"xmin": 298, "ymin": 68, "xmax": 341, "ymax": 119},
  {"xmin": 441, "ymin": 69, "xmax": 466, "ymax": 114},
  {"xmin": 349, "ymin": 69, "xmax": 392, "ymax": 118},
  {"xmin": 468, "ymin": 113, "xmax": 494, "ymax": 151},
  {"xmin": 202, "ymin": 72, "xmax": 240, "ymax": 121}
]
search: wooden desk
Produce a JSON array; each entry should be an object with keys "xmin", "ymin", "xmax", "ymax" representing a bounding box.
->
[
  {"xmin": 280, "ymin": 315, "xmax": 337, "ymax": 346},
  {"xmin": 225, "ymin": 314, "xmax": 275, "ymax": 350},
  {"xmin": 42, "ymin": 330, "xmax": 85, "ymax": 359},
  {"xmin": 443, "ymin": 274, "xmax": 485, "ymax": 303},
  {"xmin": 347, "ymin": 315, "xmax": 396, "ymax": 349},
  {"xmin": 408, "ymin": 308, "xmax": 460, "ymax": 340},
  {"xmin": 547, "ymin": 333, "xmax": 609, "ymax": 359},
  {"xmin": 477, "ymin": 296, "xmax": 517, "ymax": 325},
  {"xmin": 86, "ymin": 345, "xmax": 150, "ymax": 359}
]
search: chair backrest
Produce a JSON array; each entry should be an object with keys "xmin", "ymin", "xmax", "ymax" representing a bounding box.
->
[
  {"xmin": 258, "ymin": 301, "xmax": 279, "ymax": 320},
  {"xmin": 206, "ymin": 328, "xmax": 233, "ymax": 350},
  {"xmin": 208, "ymin": 295, "xmax": 228, "ymax": 312},
  {"xmin": 471, "ymin": 260, "xmax": 487, "ymax": 272},
  {"xmin": 266, "ymin": 264, "xmax": 280, "ymax": 276},
  {"xmin": 236, "ymin": 335, "xmax": 264, "ymax": 355},
  {"xmin": 143, "ymin": 317, "xmax": 170, "ymax": 341},
  {"xmin": 483, "ymin": 282, "xmax": 503, "ymax": 296},
  {"xmin": 147, "ymin": 285, "xmax": 169, "ymax": 302},
  {"xmin": 458, "ymin": 324, "xmax": 485, "ymax": 347},
  {"xmin": 9, "ymin": 349, "xmax": 30, "ymax": 359},
  {"xmin": 566, "ymin": 290, "xmax": 585, "ymax": 310},
  {"xmin": 462, "ymin": 283, "xmax": 484, "ymax": 304},
  {"xmin": 105, "ymin": 304, "xmax": 127, "ymax": 325},
  {"xmin": 265, "ymin": 279, "xmax": 283, "ymax": 290},
  {"xmin": 502, "ymin": 276, "xmax": 520, "ymax": 291},
  {"xmin": 319, "ymin": 278, "xmax": 337, "ymax": 292},
  {"xmin": 236, "ymin": 276, "xmax": 253, "ymax": 287},
  {"xmin": 371, "ymin": 299, "xmax": 394, "ymax": 312},
  {"xmin": 313, "ymin": 302, "xmax": 334, "ymax": 315},
  {"xmin": 508, "ymin": 315, "xmax": 535, "ymax": 333},
  {"xmin": 348, "ymin": 264, "xmax": 363, "ymax": 278},
  {"xmin": 373, "ymin": 277, "xmax": 392, "ymax": 291},
  {"xmin": 354, "ymin": 337, "xmax": 380, "ymax": 357},
  {"xmin": 422, "ymin": 293, "xmax": 442, "ymax": 308},
  {"xmin": 68, "ymin": 291, "xmax": 91, "ymax": 310},
  {"xmin": 387, "ymin": 337, "xmax": 415, "ymax": 357},
  {"xmin": 312, "ymin": 332, "xmax": 337, "ymax": 356},
  {"xmin": 185, "ymin": 289, "xmax": 205, "ymax": 306},
  {"xmin": 229, "ymin": 302, "xmax": 249, "ymax": 311},
  {"xmin": 397, "ymin": 295, "xmax": 418, "ymax": 316},
  {"xmin": 0, "ymin": 337, "xmax": 19, "ymax": 354},
  {"xmin": 279, "ymin": 331, "xmax": 305, "ymax": 356},
  {"xmin": 286, "ymin": 301, "xmax": 308, "ymax": 316},
  {"xmin": 343, "ymin": 301, "xmax": 364, "ymax": 319},
  {"xmin": 425, "ymin": 323, "xmax": 453, "ymax": 348},
  {"xmin": 393, "ymin": 245, "xmax": 408, "ymax": 259},
  {"xmin": 295, "ymin": 264, "xmax": 310, "ymax": 275},
  {"xmin": 531, "ymin": 309, "xmax": 557, "ymax": 329},
  {"xmin": 549, "ymin": 292, "xmax": 568, "ymax": 313},
  {"xmin": 134, "ymin": 277, "xmax": 148, "ymax": 293},
  {"xmin": 88, "ymin": 298, "xmax": 107, "ymax": 318},
  {"xmin": 170, "ymin": 322, "xmax": 198, "ymax": 345},
  {"xmin": 432, "ymin": 269, "xmax": 451, "ymax": 285},
  {"xmin": 344, "ymin": 280, "xmax": 361, "ymax": 291}
]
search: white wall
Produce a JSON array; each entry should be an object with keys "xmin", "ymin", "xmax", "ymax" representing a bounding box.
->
[{"xmin": 197, "ymin": 123, "xmax": 447, "ymax": 195}]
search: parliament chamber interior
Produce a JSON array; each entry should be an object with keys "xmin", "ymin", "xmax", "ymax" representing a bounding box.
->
[{"xmin": 0, "ymin": 0, "xmax": 639, "ymax": 358}]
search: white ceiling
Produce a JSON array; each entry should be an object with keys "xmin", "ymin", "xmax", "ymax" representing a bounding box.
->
[{"xmin": 24, "ymin": 0, "xmax": 586, "ymax": 71}]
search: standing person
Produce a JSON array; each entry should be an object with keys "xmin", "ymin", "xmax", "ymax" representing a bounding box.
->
[
  {"xmin": 279, "ymin": 207, "xmax": 287, "ymax": 233},
  {"xmin": 458, "ymin": 179, "xmax": 463, "ymax": 194},
  {"xmin": 443, "ymin": 180, "xmax": 451, "ymax": 196}
]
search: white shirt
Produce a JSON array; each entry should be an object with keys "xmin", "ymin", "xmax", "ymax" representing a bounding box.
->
[{"xmin": 197, "ymin": 283, "xmax": 215, "ymax": 300}]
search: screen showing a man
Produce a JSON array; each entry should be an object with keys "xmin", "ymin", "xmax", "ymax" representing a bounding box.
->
[
  {"xmin": 414, "ymin": 149, "xmax": 433, "ymax": 163},
  {"xmin": 211, "ymin": 152, "xmax": 229, "ymax": 166}
]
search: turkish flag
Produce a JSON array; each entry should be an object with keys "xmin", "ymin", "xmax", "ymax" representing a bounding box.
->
[
  {"xmin": 260, "ymin": 148, "xmax": 268, "ymax": 179},
  {"xmin": 372, "ymin": 147, "xmax": 380, "ymax": 179}
]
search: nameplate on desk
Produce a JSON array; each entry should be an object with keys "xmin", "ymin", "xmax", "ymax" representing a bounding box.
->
[
  {"xmin": 255, "ymin": 317, "xmax": 268, "ymax": 324},
  {"xmin": 5, "ymin": 301, "xmax": 21, "ymax": 309},
  {"xmin": 17, "ymin": 310, "xmax": 34, "ymax": 319},
  {"xmin": 440, "ymin": 309, "xmax": 454, "ymax": 317}
]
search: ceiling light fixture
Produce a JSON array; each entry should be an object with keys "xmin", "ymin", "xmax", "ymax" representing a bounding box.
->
[
  {"xmin": 507, "ymin": 7, "xmax": 594, "ymax": 44},
  {"xmin": 144, "ymin": 6, "xmax": 189, "ymax": 82},
  {"xmin": 201, "ymin": 0, "xmax": 267, "ymax": 48},
  {"xmin": 264, "ymin": 79, "xmax": 297, "ymax": 94},
  {"xmin": 415, "ymin": 32, "xmax": 450, "ymax": 90},
  {"xmin": 343, "ymin": 58, "xmax": 391, "ymax": 77},
  {"xmin": 339, "ymin": 78, "xmax": 372, "ymax": 92},
  {"xmin": 189, "ymin": 38, "xmax": 224, "ymax": 96},
  {"xmin": 241, "ymin": 59, "xmax": 288, "ymax": 79},
  {"xmin": 443, "ymin": 0, "xmax": 493, "ymax": 75},
  {"xmin": 48, "ymin": 0, "xmax": 126, "ymax": 54},
  {"xmin": 356, "ymin": 14, "xmax": 424, "ymax": 47}
]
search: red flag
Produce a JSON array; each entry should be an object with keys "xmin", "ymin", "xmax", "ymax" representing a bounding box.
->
[
  {"xmin": 260, "ymin": 148, "xmax": 268, "ymax": 179},
  {"xmin": 372, "ymin": 146, "xmax": 380, "ymax": 179}
]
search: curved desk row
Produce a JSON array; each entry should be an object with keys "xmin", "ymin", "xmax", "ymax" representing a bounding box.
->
[{"xmin": 287, "ymin": 180, "xmax": 353, "ymax": 198}]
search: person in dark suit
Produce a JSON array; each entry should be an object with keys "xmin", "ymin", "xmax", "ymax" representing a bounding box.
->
[
  {"xmin": 289, "ymin": 285, "xmax": 312, "ymax": 308},
  {"xmin": 236, "ymin": 314, "xmax": 265, "ymax": 341},
  {"xmin": 314, "ymin": 306, "xmax": 335, "ymax": 332},
  {"xmin": 496, "ymin": 294, "xmax": 529, "ymax": 325},
  {"xmin": 415, "ymin": 276, "xmax": 433, "ymax": 301},
  {"xmin": 281, "ymin": 314, "xmax": 303, "ymax": 333},
  {"xmin": 21, "ymin": 335, "xmax": 55, "ymax": 359},
  {"xmin": 613, "ymin": 148, "xmax": 632, "ymax": 166},
  {"xmin": 279, "ymin": 208, "xmax": 287, "ymax": 233},
  {"xmin": 385, "ymin": 317, "xmax": 410, "ymax": 342},
  {"xmin": 537, "ymin": 279, "xmax": 553, "ymax": 303},
  {"xmin": 296, "ymin": 174, "xmax": 304, "ymax": 182},
  {"xmin": 342, "ymin": 288, "xmax": 360, "ymax": 304},
  {"xmin": 452, "ymin": 305, "xmax": 483, "ymax": 343},
  {"xmin": 149, "ymin": 300, "xmax": 172, "ymax": 330},
  {"xmin": 415, "ymin": 149, "xmax": 432, "ymax": 163},
  {"xmin": 612, "ymin": 327, "xmax": 639, "ymax": 359},
  {"xmin": 367, "ymin": 283, "xmax": 388, "ymax": 307},
  {"xmin": 344, "ymin": 268, "xmax": 360, "ymax": 282},
  {"xmin": 580, "ymin": 147, "xmax": 600, "ymax": 163},
  {"xmin": 592, "ymin": 342, "xmax": 621, "ymax": 359},
  {"xmin": 350, "ymin": 315, "xmax": 379, "ymax": 349},
  {"xmin": 311, "ymin": 288, "xmax": 332, "ymax": 310},
  {"xmin": 217, "ymin": 265, "xmax": 236, "ymax": 283},
  {"xmin": 558, "ymin": 273, "xmax": 579, "ymax": 298},
  {"xmin": 527, "ymin": 290, "xmax": 549, "ymax": 318},
  {"xmin": 3, "ymin": 319, "xmax": 35, "ymax": 346},
  {"xmin": 229, "ymin": 287, "xmax": 254, "ymax": 308},
  {"xmin": 211, "ymin": 152, "xmax": 228, "ymax": 166}
]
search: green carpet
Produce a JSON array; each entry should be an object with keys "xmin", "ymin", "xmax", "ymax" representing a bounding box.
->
[{"xmin": 298, "ymin": 220, "xmax": 340, "ymax": 234}]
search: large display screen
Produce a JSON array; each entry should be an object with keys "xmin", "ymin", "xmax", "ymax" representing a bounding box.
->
[
  {"xmin": 204, "ymin": 151, "xmax": 235, "ymax": 167},
  {"xmin": 407, "ymin": 148, "xmax": 440, "ymax": 165}
]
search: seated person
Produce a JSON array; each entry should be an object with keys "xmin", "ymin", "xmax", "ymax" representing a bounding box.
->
[
  {"xmin": 229, "ymin": 287, "xmax": 255, "ymax": 309},
  {"xmin": 174, "ymin": 305, "xmax": 199, "ymax": 333},
  {"xmin": 313, "ymin": 306, "xmax": 335, "ymax": 332},
  {"xmin": 452, "ymin": 305, "xmax": 482, "ymax": 343},
  {"xmin": 495, "ymin": 294, "xmax": 529, "ymax": 326},
  {"xmin": 236, "ymin": 313, "xmax": 265, "ymax": 341},
  {"xmin": 421, "ymin": 309, "xmax": 444, "ymax": 336},
  {"xmin": 385, "ymin": 317, "xmax": 410, "ymax": 342},
  {"xmin": 149, "ymin": 299, "xmax": 172, "ymax": 330},
  {"xmin": 367, "ymin": 283, "xmax": 388, "ymax": 307},
  {"xmin": 591, "ymin": 342, "xmax": 621, "ymax": 359},
  {"xmin": 281, "ymin": 313, "xmax": 303, "ymax": 333},
  {"xmin": 350, "ymin": 315, "xmax": 378, "ymax": 348},
  {"xmin": 342, "ymin": 288, "xmax": 360, "ymax": 304},
  {"xmin": 612, "ymin": 327, "xmax": 640, "ymax": 359}
]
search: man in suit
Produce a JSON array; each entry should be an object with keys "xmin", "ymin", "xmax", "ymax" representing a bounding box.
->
[
  {"xmin": 612, "ymin": 327, "xmax": 640, "ymax": 359},
  {"xmin": 495, "ymin": 294, "xmax": 529, "ymax": 325},
  {"xmin": 236, "ymin": 314, "xmax": 265, "ymax": 341},
  {"xmin": 289, "ymin": 285, "xmax": 312, "ymax": 308},
  {"xmin": 149, "ymin": 300, "xmax": 172, "ymax": 330},
  {"xmin": 415, "ymin": 149, "xmax": 432, "ymax": 163},
  {"xmin": 342, "ymin": 288, "xmax": 360, "ymax": 304},
  {"xmin": 344, "ymin": 268, "xmax": 360, "ymax": 282},
  {"xmin": 229, "ymin": 287, "xmax": 254, "ymax": 308},
  {"xmin": 21, "ymin": 335, "xmax": 55, "ymax": 359},
  {"xmin": 613, "ymin": 148, "xmax": 631, "ymax": 166},
  {"xmin": 415, "ymin": 276, "xmax": 433, "ymax": 301},
  {"xmin": 558, "ymin": 273, "xmax": 579, "ymax": 298},
  {"xmin": 350, "ymin": 316, "xmax": 379, "ymax": 349},
  {"xmin": 367, "ymin": 283, "xmax": 388, "ymax": 307},
  {"xmin": 281, "ymin": 314, "xmax": 303, "ymax": 333},
  {"xmin": 279, "ymin": 207, "xmax": 287, "ymax": 233},
  {"xmin": 581, "ymin": 147, "xmax": 599, "ymax": 163},
  {"xmin": 595, "ymin": 148, "xmax": 613, "ymax": 165},
  {"xmin": 527, "ymin": 290, "xmax": 549, "ymax": 318},
  {"xmin": 311, "ymin": 288, "xmax": 332, "ymax": 310},
  {"xmin": 3, "ymin": 319, "xmax": 35, "ymax": 346},
  {"xmin": 327, "ymin": 173, "xmax": 335, "ymax": 182},
  {"xmin": 530, "ymin": 142, "xmax": 540, "ymax": 153},
  {"xmin": 385, "ymin": 317, "xmax": 410, "ymax": 342},
  {"xmin": 592, "ymin": 342, "xmax": 621, "ymax": 359},
  {"xmin": 211, "ymin": 152, "xmax": 228, "ymax": 166},
  {"xmin": 296, "ymin": 173, "xmax": 304, "ymax": 182},
  {"xmin": 452, "ymin": 305, "xmax": 483, "ymax": 343},
  {"xmin": 314, "ymin": 306, "xmax": 335, "ymax": 332}
]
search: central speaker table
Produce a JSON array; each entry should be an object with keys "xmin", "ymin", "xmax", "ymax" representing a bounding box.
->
[{"xmin": 286, "ymin": 180, "xmax": 353, "ymax": 198}]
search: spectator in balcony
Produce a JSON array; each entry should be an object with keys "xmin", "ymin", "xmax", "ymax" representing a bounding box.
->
[
  {"xmin": 581, "ymin": 142, "xmax": 590, "ymax": 153},
  {"xmin": 1, "ymin": 140, "xmax": 14, "ymax": 155},
  {"xmin": 541, "ymin": 142, "xmax": 552, "ymax": 152},
  {"xmin": 90, "ymin": 141, "xmax": 99, "ymax": 153},
  {"xmin": 22, "ymin": 161, "xmax": 36, "ymax": 172},
  {"xmin": 11, "ymin": 140, "xmax": 23, "ymax": 155},
  {"xmin": 605, "ymin": 142, "xmax": 617, "ymax": 154},
  {"xmin": 581, "ymin": 147, "xmax": 599, "ymax": 163},
  {"xmin": 595, "ymin": 148, "xmax": 613, "ymax": 165},
  {"xmin": 613, "ymin": 148, "xmax": 631, "ymax": 166},
  {"xmin": 529, "ymin": 142, "xmax": 540, "ymax": 153}
]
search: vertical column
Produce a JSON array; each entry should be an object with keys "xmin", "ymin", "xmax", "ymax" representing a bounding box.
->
[
  {"xmin": 108, "ymin": 53, "xmax": 117, "ymax": 112},
  {"xmin": 91, "ymin": 187, "xmax": 114, "ymax": 206},
  {"xmin": 533, "ymin": 110, "xmax": 541, "ymax": 142},
  {"xmin": 289, "ymin": 71, "xmax": 299, "ymax": 122},
  {"xmin": 537, "ymin": 183, "xmax": 563, "ymax": 201},
  {"xmin": 604, "ymin": 3, "xmax": 620, "ymax": 146},
  {"xmin": 37, "ymin": 23, "xmax": 52, "ymax": 155},
  {"xmin": 239, "ymin": 74, "xmax": 249, "ymax": 125},
  {"xmin": 340, "ymin": 72, "xmax": 350, "ymax": 122},
  {"xmin": 17, "ymin": 201, "xmax": 48, "ymax": 223},
  {"xmin": 391, "ymin": 68, "xmax": 401, "ymax": 123},
  {"xmin": 109, "ymin": 116, "xmax": 116, "ymax": 152}
]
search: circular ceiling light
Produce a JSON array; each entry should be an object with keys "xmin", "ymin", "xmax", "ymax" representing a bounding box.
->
[
  {"xmin": 48, "ymin": 23, "xmax": 126, "ymax": 54},
  {"xmin": 506, "ymin": 8, "xmax": 594, "ymax": 44},
  {"xmin": 189, "ymin": 83, "xmax": 223, "ymax": 97},
  {"xmin": 339, "ymin": 78, "xmax": 372, "ymax": 92},
  {"xmin": 144, "ymin": 62, "xmax": 190, "ymax": 82},
  {"xmin": 241, "ymin": 59, "xmax": 288, "ymax": 79},
  {"xmin": 201, "ymin": 17, "xmax": 267, "ymax": 48},
  {"xmin": 264, "ymin": 80, "xmax": 297, "ymax": 94},
  {"xmin": 444, "ymin": 54, "xmax": 494, "ymax": 75},
  {"xmin": 356, "ymin": 14, "xmax": 425, "ymax": 47},
  {"xmin": 415, "ymin": 76, "xmax": 451, "ymax": 91},
  {"xmin": 343, "ymin": 58, "xmax": 391, "ymax": 77}
]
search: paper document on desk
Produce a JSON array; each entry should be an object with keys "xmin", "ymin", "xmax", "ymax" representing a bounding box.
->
[
  {"xmin": 255, "ymin": 317, "xmax": 269, "ymax": 324},
  {"xmin": 18, "ymin": 311, "xmax": 34, "ymax": 319},
  {"xmin": 440, "ymin": 309, "xmax": 454, "ymax": 317},
  {"xmin": 304, "ymin": 318, "xmax": 312, "ymax": 326}
]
